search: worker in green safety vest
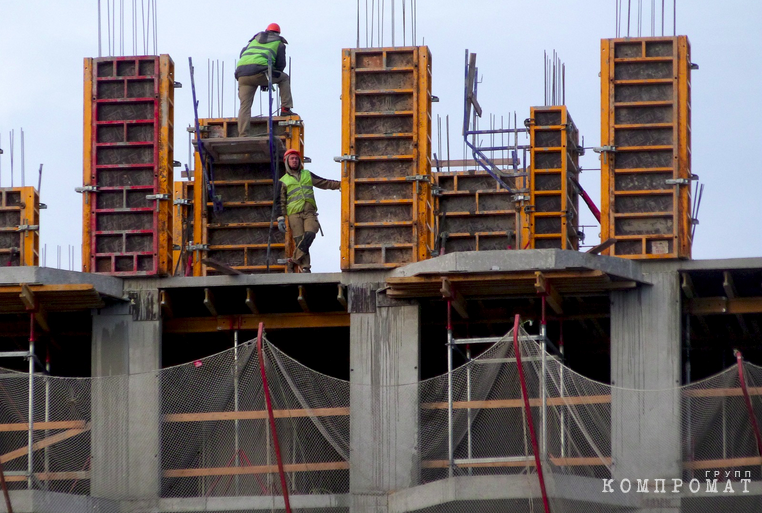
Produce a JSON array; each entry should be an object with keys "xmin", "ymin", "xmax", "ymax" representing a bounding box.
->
[
  {"xmin": 277, "ymin": 149, "xmax": 340, "ymax": 273},
  {"xmin": 235, "ymin": 23, "xmax": 296, "ymax": 137}
]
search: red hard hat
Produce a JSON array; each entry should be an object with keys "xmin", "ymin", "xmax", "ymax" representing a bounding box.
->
[
  {"xmin": 266, "ymin": 23, "xmax": 281, "ymax": 33},
  {"xmin": 283, "ymin": 149, "xmax": 301, "ymax": 162}
]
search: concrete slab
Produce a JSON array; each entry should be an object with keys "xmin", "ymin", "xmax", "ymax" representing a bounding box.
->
[
  {"xmin": 0, "ymin": 266, "xmax": 124, "ymax": 299},
  {"xmin": 387, "ymin": 249, "xmax": 646, "ymax": 284},
  {"xmin": 158, "ymin": 493, "xmax": 350, "ymax": 512},
  {"xmin": 152, "ymin": 272, "xmax": 346, "ymax": 289}
]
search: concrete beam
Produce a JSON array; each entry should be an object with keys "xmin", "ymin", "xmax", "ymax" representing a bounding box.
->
[
  {"xmin": 158, "ymin": 494, "xmax": 350, "ymax": 512},
  {"xmin": 0, "ymin": 266, "xmax": 124, "ymax": 299}
]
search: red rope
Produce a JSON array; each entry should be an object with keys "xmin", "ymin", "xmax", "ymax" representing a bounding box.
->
[
  {"xmin": 257, "ymin": 322, "xmax": 292, "ymax": 513},
  {"xmin": 735, "ymin": 350, "xmax": 762, "ymax": 458},
  {"xmin": 513, "ymin": 314, "xmax": 551, "ymax": 513}
]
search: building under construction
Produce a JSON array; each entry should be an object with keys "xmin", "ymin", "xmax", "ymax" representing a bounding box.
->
[{"xmin": 1, "ymin": 12, "xmax": 762, "ymax": 513}]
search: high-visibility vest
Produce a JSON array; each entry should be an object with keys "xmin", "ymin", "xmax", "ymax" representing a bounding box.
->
[
  {"xmin": 280, "ymin": 170, "xmax": 317, "ymax": 215},
  {"xmin": 237, "ymin": 37, "xmax": 281, "ymax": 69}
]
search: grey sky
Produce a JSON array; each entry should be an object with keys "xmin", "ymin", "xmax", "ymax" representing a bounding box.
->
[{"xmin": 0, "ymin": 0, "xmax": 760, "ymax": 272}]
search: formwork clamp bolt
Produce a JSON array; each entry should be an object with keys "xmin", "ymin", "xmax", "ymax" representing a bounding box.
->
[
  {"xmin": 187, "ymin": 244, "xmax": 209, "ymax": 251},
  {"xmin": 146, "ymin": 194, "xmax": 170, "ymax": 201},
  {"xmin": 593, "ymin": 146, "xmax": 616, "ymax": 154},
  {"xmin": 186, "ymin": 126, "xmax": 210, "ymax": 133},
  {"xmin": 334, "ymin": 155, "xmax": 358, "ymax": 162},
  {"xmin": 278, "ymin": 120, "xmax": 304, "ymax": 127},
  {"xmin": 173, "ymin": 81, "xmax": 183, "ymax": 88},
  {"xmin": 75, "ymin": 186, "xmax": 98, "ymax": 193},
  {"xmin": 405, "ymin": 175, "xmax": 431, "ymax": 183},
  {"xmin": 513, "ymin": 194, "xmax": 530, "ymax": 202},
  {"xmin": 665, "ymin": 178, "xmax": 690, "ymax": 186},
  {"xmin": 173, "ymin": 160, "xmax": 182, "ymax": 167},
  {"xmin": 17, "ymin": 224, "xmax": 39, "ymax": 232},
  {"xmin": 173, "ymin": 198, "xmax": 192, "ymax": 206}
]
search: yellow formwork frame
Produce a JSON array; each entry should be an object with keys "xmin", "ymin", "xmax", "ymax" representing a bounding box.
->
[
  {"xmin": 0, "ymin": 188, "xmax": 39, "ymax": 267},
  {"xmin": 525, "ymin": 106, "xmax": 580, "ymax": 250},
  {"xmin": 600, "ymin": 36, "xmax": 692, "ymax": 259},
  {"xmin": 191, "ymin": 117, "xmax": 303, "ymax": 276},
  {"xmin": 82, "ymin": 55, "xmax": 175, "ymax": 275},
  {"xmin": 340, "ymin": 46, "xmax": 433, "ymax": 269}
]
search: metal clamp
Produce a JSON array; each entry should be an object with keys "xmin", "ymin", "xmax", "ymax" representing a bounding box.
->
[
  {"xmin": 665, "ymin": 178, "xmax": 690, "ymax": 185},
  {"xmin": 593, "ymin": 145, "xmax": 616, "ymax": 154},
  {"xmin": 405, "ymin": 175, "xmax": 431, "ymax": 183},
  {"xmin": 278, "ymin": 119, "xmax": 304, "ymax": 127},
  {"xmin": 187, "ymin": 244, "xmax": 209, "ymax": 251},
  {"xmin": 75, "ymin": 186, "xmax": 98, "ymax": 193},
  {"xmin": 173, "ymin": 81, "xmax": 183, "ymax": 88},
  {"xmin": 186, "ymin": 125, "xmax": 210, "ymax": 133},
  {"xmin": 173, "ymin": 198, "xmax": 192, "ymax": 206},
  {"xmin": 513, "ymin": 194, "xmax": 530, "ymax": 202},
  {"xmin": 17, "ymin": 224, "xmax": 39, "ymax": 232},
  {"xmin": 334, "ymin": 155, "xmax": 358, "ymax": 162},
  {"xmin": 146, "ymin": 194, "xmax": 170, "ymax": 201}
]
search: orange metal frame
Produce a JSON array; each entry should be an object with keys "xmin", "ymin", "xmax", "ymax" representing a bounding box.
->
[
  {"xmin": 190, "ymin": 117, "xmax": 302, "ymax": 276},
  {"xmin": 82, "ymin": 55, "xmax": 175, "ymax": 275},
  {"xmin": 600, "ymin": 36, "xmax": 692, "ymax": 259},
  {"xmin": 340, "ymin": 46, "xmax": 434, "ymax": 269},
  {"xmin": 525, "ymin": 106, "xmax": 580, "ymax": 250},
  {"xmin": 0, "ymin": 188, "xmax": 39, "ymax": 267}
]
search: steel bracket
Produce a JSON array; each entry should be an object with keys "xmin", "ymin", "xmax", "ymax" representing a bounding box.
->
[
  {"xmin": 173, "ymin": 198, "xmax": 192, "ymax": 206},
  {"xmin": 405, "ymin": 175, "xmax": 431, "ymax": 183},
  {"xmin": 17, "ymin": 224, "xmax": 39, "ymax": 232},
  {"xmin": 665, "ymin": 178, "xmax": 690, "ymax": 185},
  {"xmin": 278, "ymin": 119, "xmax": 304, "ymax": 127},
  {"xmin": 513, "ymin": 194, "xmax": 530, "ymax": 202},
  {"xmin": 187, "ymin": 244, "xmax": 209, "ymax": 251},
  {"xmin": 186, "ymin": 125, "xmax": 210, "ymax": 133},
  {"xmin": 75, "ymin": 186, "xmax": 98, "ymax": 193},
  {"xmin": 334, "ymin": 155, "xmax": 358, "ymax": 162},
  {"xmin": 593, "ymin": 145, "xmax": 616, "ymax": 154},
  {"xmin": 146, "ymin": 194, "xmax": 171, "ymax": 201}
]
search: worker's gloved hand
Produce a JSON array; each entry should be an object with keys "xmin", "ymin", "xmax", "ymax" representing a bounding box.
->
[{"xmin": 277, "ymin": 216, "xmax": 286, "ymax": 233}]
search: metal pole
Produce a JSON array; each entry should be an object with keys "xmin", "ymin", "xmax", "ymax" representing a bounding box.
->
[
  {"xmin": 466, "ymin": 343, "xmax": 472, "ymax": 476},
  {"xmin": 44, "ymin": 350, "xmax": 50, "ymax": 490},
  {"xmin": 559, "ymin": 321, "xmax": 566, "ymax": 459},
  {"xmin": 540, "ymin": 296, "xmax": 547, "ymax": 461},
  {"xmin": 234, "ymin": 330, "xmax": 240, "ymax": 495},
  {"xmin": 447, "ymin": 299, "xmax": 454, "ymax": 478},
  {"xmin": 27, "ymin": 313, "xmax": 35, "ymax": 489}
]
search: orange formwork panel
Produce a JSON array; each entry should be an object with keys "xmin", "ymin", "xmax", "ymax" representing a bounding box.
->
[
  {"xmin": 600, "ymin": 36, "xmax": 692, "ymax": 259},
  {"xmin": 172, "ymin": 180, "xmax": 194, "ymax": 276},
  {"xmin": 340, "ymin": 46, "xmax": 434, "ymax": 270},
  {"xmin": 524, "ymin": 106, "xmax": 581, "ymax": 250},
  {"xmin": 82, "ymin": 55, "xmax": 175, "ymax": 275},
  {"xmin": 0, "ymin": 188, "xmax": 39, "ymax": 267},
  {"xmin": 189, "ymin": 117, "xmax": 302, "ymax": 276},
  {"xmin": 433, "ymin": 170, "xmax": 518, "ymax": 253}
]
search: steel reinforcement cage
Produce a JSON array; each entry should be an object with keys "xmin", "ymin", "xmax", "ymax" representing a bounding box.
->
[
  {"xmin": 0, "ymin": 187, "xmax": 39, "ymax": 267},
  {"xmin": 600, "ymin": 36, "xmax": 692, "ymax": 259},
  {"xmin": 525, "ymin": 106, "xmax": 581, "ymax": 251},
  {"xmin": 190, "ymin": 117, "xmax": 302, "ymax": 276},
  {"xmin": 433, "ymin": 170, "xmax": 517, "ymax": 253},
  {"xmin": 82, "ymin": 55, "xmax": 175, "ymax": 276},
  {"xmin": 340, "ymin": 46, "xmax": 434, "ymax": 269}
]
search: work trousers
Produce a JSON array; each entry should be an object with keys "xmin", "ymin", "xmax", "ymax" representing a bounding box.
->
[
  {"xmin": 237, "ymin": 71, "xmax": 293, "ymax": 137},
  {"xmin": 288, "ymin": 203, "xmax": 319, "ymax": 270}
]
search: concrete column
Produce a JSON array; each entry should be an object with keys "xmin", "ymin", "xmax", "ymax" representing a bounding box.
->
[
  {"xmin": 610, "ymin": 271, "xmax": 681, "ymax": 512},
  {"xmin": 349, "ymin": 285, "xmax": 420, "ymax": 512},
  {"xmin": 91, "ymin": 290, "xmax": 161, "ymax": 501}
]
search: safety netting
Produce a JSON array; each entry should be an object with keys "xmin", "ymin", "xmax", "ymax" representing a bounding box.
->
[{"xmin": 1, "ymin": 327, "xmax": 761, "ymax": 512}]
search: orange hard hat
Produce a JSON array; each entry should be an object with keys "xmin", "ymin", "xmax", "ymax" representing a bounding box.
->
[
  {"xmin": 266, "ymin": 23, "xmax": 281, "ymax": 33},
  {"xmin": 283, "ymin": 149, "xmax": 301, "ymax": 162}
]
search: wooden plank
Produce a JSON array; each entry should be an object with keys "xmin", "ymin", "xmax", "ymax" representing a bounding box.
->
[
  {"xmin": 687, "ymin": 297, "xmax": 762, "ymax": 315},
  {"xmin": 440, "ymin": 278, "xmax": 468, "ymax": 319},
  {"xmin": 421, "ymin": 395, "xmax": 612, "ymax": 410},
  {"xmin": 164, "ymin": 407, "xmax": 349, "ymax": 423},
  {"xmin": 683, "ymin": 456, "xmax": 762, "ymax": 470},
  {"xmin": 0, "ymin": 424, "xmax": 90, "ymax": 464},
  {"xmin": 0, "ymin": 420, "xmax": 87, "ymax": 432},
  {"xmin": 164, "ymin": 461, "xmax": 349, "ymax": 478},
  {"xmin": 5, "ymin": 471, "xmax": 89, "ymax": 482},
  {"xmin": 422, "ymin": 456, "xmax": 612, "ymax": 469},
  {"xmin": 164, "ymin": 312, "xmax": 351, "ymax": 333},
  {"xmin": 535, "ymin": 272, "xmax": 564, "ymax": 314}
]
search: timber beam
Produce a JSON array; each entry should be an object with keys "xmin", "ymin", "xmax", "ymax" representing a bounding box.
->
[
  {"xmin": 164, "ymin": 312, "xmax": 350, "ymax": 333},
  {"xmin": 686, "ymin": 297, "xmax": 762, "ymax": 316},
  {"xmin": 535, "ymin": 272, "xmax": 563, "ymax": 314},
  {"xmin": 440, "ymin": 278, "xmax": 468, "ymax": 319}
]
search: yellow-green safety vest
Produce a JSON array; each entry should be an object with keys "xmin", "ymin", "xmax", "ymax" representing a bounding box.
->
[
  {"xmin": 237, "ymin": 38, "xmax": 281, "ymax": 68},
  {"xmin": 280, "ymin": 170, "xmax": 317, "ymax": 215}
]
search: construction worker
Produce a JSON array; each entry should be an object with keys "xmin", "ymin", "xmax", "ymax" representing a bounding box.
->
[
  {"xmin": 235, "ymin": 23, "xmax": 295, "ymax": 137},
  {"xmin": 277, "ymin": 149, "xmax": 340, "ymax": 273}
]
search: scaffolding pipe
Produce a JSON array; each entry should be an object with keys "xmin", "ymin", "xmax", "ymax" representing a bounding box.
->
[
  {"xmin": 734, "ymin": 350, "xmax": 762, "ymax": 460},
  {"xmin": 446, "ymin": 299, "xmax": 454, "ymax": 478},
  {"xmin": 234, "ymin": 330, "xmax": 240, "ymax": 495},
  {"xmin": 0, "ymin": 457, "xmax": 12, "ymax": 513},
  {"xmin": 513, "ymin": 314, "xmax": 551, "ymax": 513},
  {"xmin": 44, "ymin": 349, "xmax": 50, "ymax": 490},
  {"xmin": 27, "ymin": 313, "xmax": 35, "ymax": 489},
  {"xmin": 466, "ymin": 343, "xmax": 472, "ymax": 476},
  {"xmin": 540, "ymin": 296, "xmax": 548, "ymax": 461},
  {"xmin": 559, "ymin": 320, "xmax": 566, "ymax": 459},
  {"xmin": 257, "ymin": 323, "xmax": 292, "ymax": 513}
]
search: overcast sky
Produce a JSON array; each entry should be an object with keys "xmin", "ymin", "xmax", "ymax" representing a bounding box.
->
[{"xmin": 0, "ymin": 0, "xmax": 760, "ymax": 272}]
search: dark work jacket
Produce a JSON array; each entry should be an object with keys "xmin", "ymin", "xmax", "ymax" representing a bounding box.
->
[{"xmin": 234, "ymin": 31, "xmax": 288, "ymax": 79}]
